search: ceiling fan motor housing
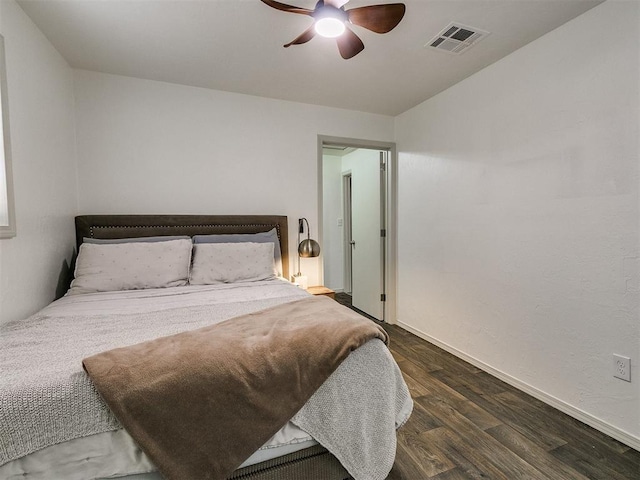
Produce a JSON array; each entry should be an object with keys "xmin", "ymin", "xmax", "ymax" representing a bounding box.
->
[{"xmin": 314, "ymin": 1, "xmax": 348, "ymax": 21}]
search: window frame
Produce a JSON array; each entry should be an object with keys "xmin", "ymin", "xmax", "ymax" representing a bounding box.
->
[{"xmin": 0, "ymin": 34, "xmax": 16, "ymax": 239}]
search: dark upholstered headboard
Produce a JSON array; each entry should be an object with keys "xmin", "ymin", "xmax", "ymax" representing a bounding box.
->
[{"xmin": 75, "ymin": 215, "xmax": 289, "ymax": 279}]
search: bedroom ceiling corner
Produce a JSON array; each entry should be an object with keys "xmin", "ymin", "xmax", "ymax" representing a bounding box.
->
[{"xmin": 15, "ymin": 0, "xmax": 605, "ymax": 116}]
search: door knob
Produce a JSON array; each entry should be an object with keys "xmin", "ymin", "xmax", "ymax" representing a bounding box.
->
[{"xmin": 350, "ymin": 241, "xmax": 356, "ymax": 246}]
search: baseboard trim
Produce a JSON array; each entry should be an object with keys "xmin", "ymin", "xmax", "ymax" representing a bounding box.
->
[{"xmin": 396, "ymin": 320, "xmax": 640, "ymax": 452}]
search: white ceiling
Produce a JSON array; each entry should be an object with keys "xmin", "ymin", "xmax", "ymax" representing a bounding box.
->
[{"xmin": 17, "ymin": 0, "xmax": 603, "ymax": 116}]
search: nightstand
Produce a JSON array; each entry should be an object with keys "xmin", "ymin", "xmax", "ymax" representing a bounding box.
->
[{"xmin": 307, "ymin": 286, "xmax": 335, "ymax": 299}]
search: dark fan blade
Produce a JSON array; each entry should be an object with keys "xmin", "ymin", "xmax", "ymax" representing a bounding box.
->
[
  {"xmin": 284, "ymin": 25, "xmax": 317, "ymax": 47},
  {"xmin": 347, "ymin": 4, "xmax": 406, "ymax": 34},
  {"xmin": 336, "ymin": 27, "xmax": 364, "ymax": 59},
  {"xmin": 260, "ymin": 0, "xmax": 313, "ymax": 16}
]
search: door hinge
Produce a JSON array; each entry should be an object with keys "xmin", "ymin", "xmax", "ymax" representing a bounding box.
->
[
  {"xmin": 380, "ymin": 229, "xmax": 386, "ymax": 237},
  {"xmin": 380, "ymin": 294, "xmax": 386, "ymax": 302}
]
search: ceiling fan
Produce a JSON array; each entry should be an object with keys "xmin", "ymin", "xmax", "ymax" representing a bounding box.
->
[{"xmin": 260, "ymin": 0, "xmax": 406, "ymax": 59}]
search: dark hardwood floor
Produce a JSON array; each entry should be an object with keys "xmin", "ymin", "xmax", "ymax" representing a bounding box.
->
[{"xmin": 336, "ymin": 292, "xmax": 640, "ymax": 479}]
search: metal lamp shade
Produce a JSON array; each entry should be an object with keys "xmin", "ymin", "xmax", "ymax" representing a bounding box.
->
[{"xmin": 298, "ymin": 238, "xmax": 320, "ymax": 258}]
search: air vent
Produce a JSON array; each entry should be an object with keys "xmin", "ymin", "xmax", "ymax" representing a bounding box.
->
[{"xmin": 426, "ymin": 22, "xmax": 490, "ymax": 55}]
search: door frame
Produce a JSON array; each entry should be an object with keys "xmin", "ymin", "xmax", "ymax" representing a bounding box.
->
[{"xmin": 317, "ymin": 135, "xmax": 398, "ymax": 324}]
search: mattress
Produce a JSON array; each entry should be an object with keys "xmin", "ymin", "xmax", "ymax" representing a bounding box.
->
[
  {"xmin": 0, "ymin": 279, "xmax": 412, "ymax": 479},
  {"xmin": 0, "ymin": 424, "xmax": 317, "ymax": 479}
]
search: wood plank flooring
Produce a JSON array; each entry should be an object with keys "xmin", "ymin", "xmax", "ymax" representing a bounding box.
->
[
  {"xmin": 383, "ymin": 323, "xmax": 640, "ymax": 480},
  {"xmin": 334, "ymin": 292, "xmax": 639, "ymax": 479}
]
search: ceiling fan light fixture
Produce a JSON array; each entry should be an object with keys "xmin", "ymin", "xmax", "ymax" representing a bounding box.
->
[
  {"xmin": 260, "ymin": 0, "xmax": 406, "ymax": 59},
  {"xmin": 315, "ymin": 17, "xmax": 346, "ymax": 38}
]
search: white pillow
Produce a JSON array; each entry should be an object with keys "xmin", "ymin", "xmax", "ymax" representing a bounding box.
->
[
  {"xmin": 190, "ymin": 242, "xmax": 276, "ymax": 285},
  {"xmin": 68, "ymin": 239, "xmax": 193, "ymax": 295},
  {"xmin": 192, "ymin": 228, "xmax": 283, "ymax": 276}
]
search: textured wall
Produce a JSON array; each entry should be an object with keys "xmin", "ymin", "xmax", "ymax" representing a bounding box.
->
[
  {"xmin": 395, "ymin": 1, "xmax": 639, "ymax": 444},
  {"xmin": 0, "ymin": 0, "xmax": 77, "ymax": 324},
  {"xmin": 322, "ymin": 153, "xmax": 344, "ymax": 291}
]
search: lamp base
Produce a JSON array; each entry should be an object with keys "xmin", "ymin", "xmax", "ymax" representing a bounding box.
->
[{"xmin": 291, "ymin": 274, "xmax": 308, "ymax": 290}]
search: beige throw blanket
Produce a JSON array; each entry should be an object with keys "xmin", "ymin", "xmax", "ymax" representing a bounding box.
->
[{"xmin": 83, "ymin": 296, "xmax": 388, "ymax": 480}]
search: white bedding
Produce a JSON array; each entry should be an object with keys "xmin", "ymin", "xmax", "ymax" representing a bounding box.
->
[
  {"xmin": 1, "ymin": 280, "xmax": 315, "ymax": 478},
  {"xmin": 0, "ymin": 279, "xmax": 412, "ymax": 480},
  {"xmin": 42, "ymin": 280, "xmax": 309, "ymax": 316}
]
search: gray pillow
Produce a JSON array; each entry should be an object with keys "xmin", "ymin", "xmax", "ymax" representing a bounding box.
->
[
  {"xmin": 84, "ymin": 235, "xmax": 191, "ymax": 244},
  {"xmin": 69, "ymin": 239, "xmax": 193, "ymax": 295},
  {"xmin": 192, "ymin": 228, "xmax": 283, "ymax": 276},
  {"xmin": 190, "ymin": 242, "xmax": 276, "ymax": 285}
]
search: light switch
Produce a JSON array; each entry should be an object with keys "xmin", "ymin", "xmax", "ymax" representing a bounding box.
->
[{"xmin": 337, "ymin": 218, "xmax": 343, "ymax": 227}]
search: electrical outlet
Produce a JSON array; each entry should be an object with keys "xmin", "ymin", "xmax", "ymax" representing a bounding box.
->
[{"xmin": 613, "ymin": 354, "xmax": 631, "ymax": 382}]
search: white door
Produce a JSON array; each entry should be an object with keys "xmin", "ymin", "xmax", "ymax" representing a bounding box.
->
[{"xmin": 346, "ymin": 149, "xmax": 385, "ymax": 320}]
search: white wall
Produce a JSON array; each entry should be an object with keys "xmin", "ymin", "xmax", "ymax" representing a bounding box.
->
[
  {"xmin": 322, "ymin": 148, "xmax": 387, "ymax": 298},
  {"xmin": 0, "ymin": 0, "xmax": 77, "ymax": 324},
  {"xmin": 73, "ymin": 70, "xmax": 394, "ymax": 284},
  {"xmin": 322, "ymin": 153, "xmax": 344, "ymax": 291},
  {"xmin": 342, "ymin": 148, "xmax": 383, "ymax": 318},
  {"xmin": 395, "ymin": 0, "xmax": 639, "ymax": 446}
]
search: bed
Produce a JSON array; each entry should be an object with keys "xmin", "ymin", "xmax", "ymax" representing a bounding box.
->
[{"xmin": 0, "ymin": 215, "xmax": 412, "ymax": 480}]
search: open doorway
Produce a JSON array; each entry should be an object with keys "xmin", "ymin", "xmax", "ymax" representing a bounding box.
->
[{"xmin": 318, "ymin": 136, "xmax": 396, "ymax": 323}]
